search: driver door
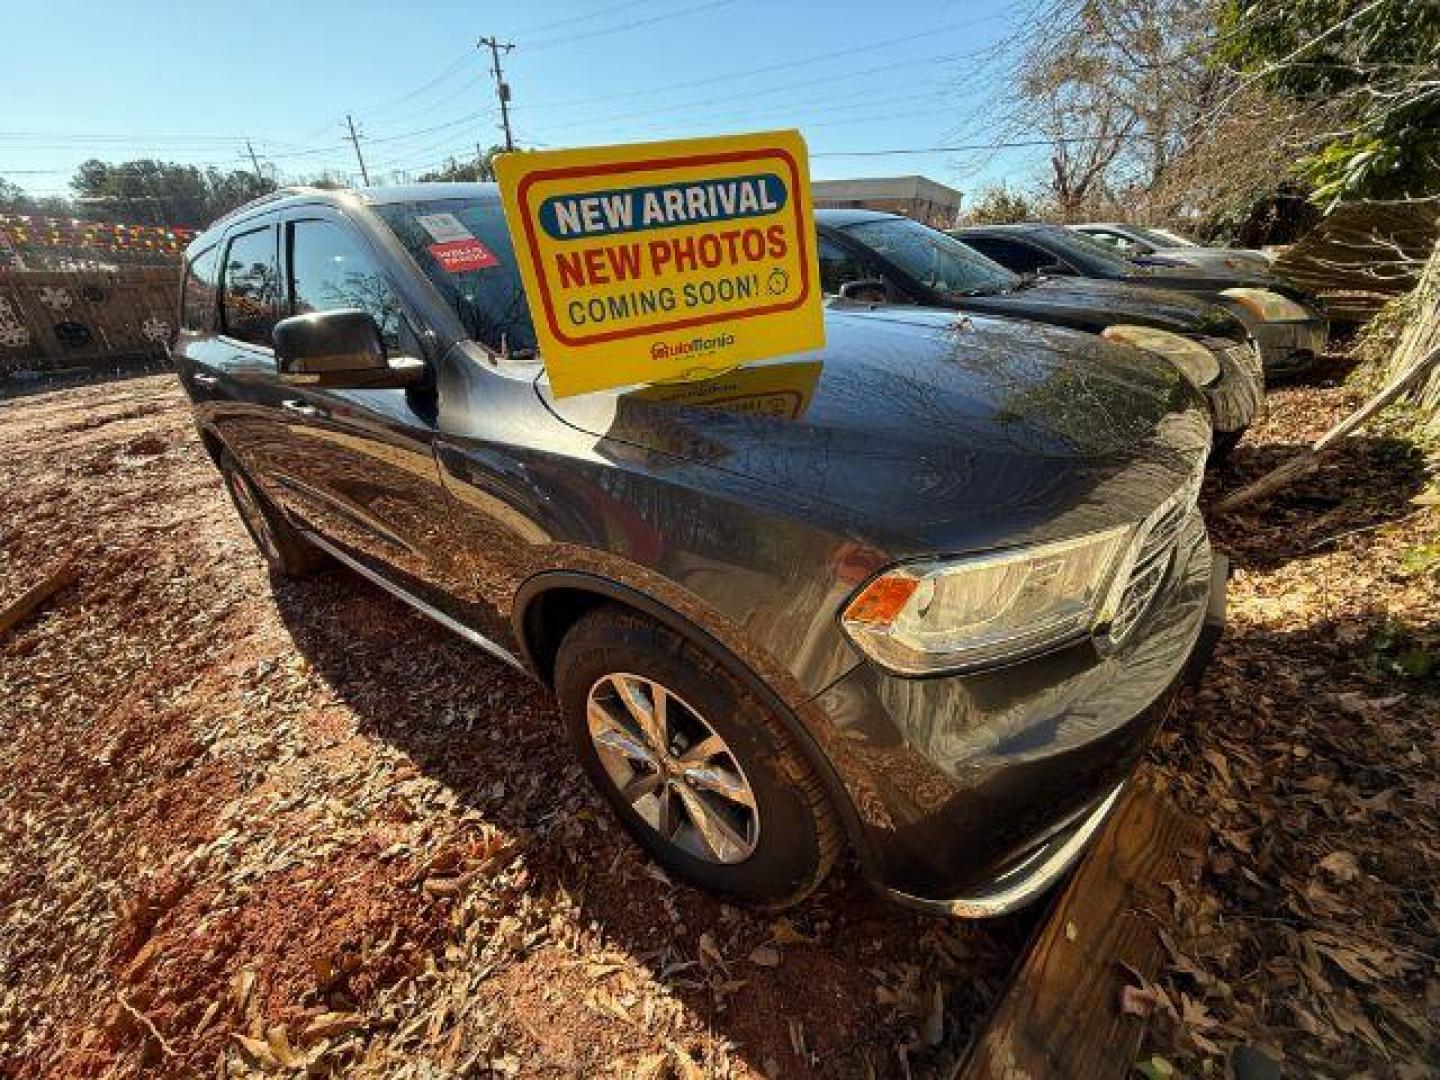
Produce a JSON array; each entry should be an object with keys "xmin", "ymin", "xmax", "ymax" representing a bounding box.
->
[{"xmin": 266, "ymin": 208, "xmax": 466, "ymax": 616}]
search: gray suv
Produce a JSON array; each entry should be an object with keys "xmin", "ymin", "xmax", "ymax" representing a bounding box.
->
[{"xmin": 174, "ymin": 182, "xmax": 1225, "ymax": 915}]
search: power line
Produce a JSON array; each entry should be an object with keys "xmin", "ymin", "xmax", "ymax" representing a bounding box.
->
[
  {"xmin": 2, "ymin": 13, "xmax": 1024, "ymax": 186},
  {"xmin": 515, "ymin": 13, "xmax": 1001, "ymax": 111},
  {"xmin": 809, "ymin": 135, "xmax": 1144, "ymax": 158},
  {"xmin": 343, "ymin": 0, "xmax": 659, "ymax": 128},
  {"xmin": 529, "ymin": 73, "xmax": 956, "ymax": 137},
  {"xmin": 503, "ymin": 0, "xmax": 653, "ymax": 39},
  {"xmin": 521, "ymin": 0, "xmax": 739, "ymax": 52},
  {"xmin": 358, "ymin": 52, "xmax": 475, "ymax": 119}
]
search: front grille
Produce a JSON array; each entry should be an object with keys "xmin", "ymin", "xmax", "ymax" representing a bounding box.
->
[
  {"xmin": 1102, "ymin": 460, "xmax": 1203, "ymax": 645},
  {"xmin": 1108, "ymin": 499, "xmax": 1188, "ymax": 642}
]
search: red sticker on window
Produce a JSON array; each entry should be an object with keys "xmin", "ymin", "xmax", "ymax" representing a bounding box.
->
[{"xmin": 428, "ymin": 238, "xmax": 499, "ymax": 272}]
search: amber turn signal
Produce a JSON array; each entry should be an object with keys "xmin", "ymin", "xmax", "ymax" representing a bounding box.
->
[{"xmin": 843, "ymin": 573, "xmax": 920, "ymax": 625}]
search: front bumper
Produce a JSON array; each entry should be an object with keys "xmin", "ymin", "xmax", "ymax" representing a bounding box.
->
[
  {"xmin": 811, "ymin": 513, "xmax": 1224, "ymax": 915},
  {"xmin": 1249, "ymin": 318, "xmax": 1329, "ymax": 377}
]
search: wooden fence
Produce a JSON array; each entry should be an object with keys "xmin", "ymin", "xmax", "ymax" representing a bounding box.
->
[{"xmin": 0, "ymin": 267, "xmax": 180, "ymax": 376}]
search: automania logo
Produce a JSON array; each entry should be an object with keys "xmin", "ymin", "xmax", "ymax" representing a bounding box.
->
[{"xmin": 650, "ymin": 333, "xmax": 735, "ymax": 362}]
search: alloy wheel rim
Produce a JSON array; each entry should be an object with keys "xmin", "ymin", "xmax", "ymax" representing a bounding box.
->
[
  {"xmin": 585, "ymin": 672, "xmax": 760, "ymax": 864},
  {"xmin": 228, "ymin": 470, "xmax": 280, "ymax": 564}
]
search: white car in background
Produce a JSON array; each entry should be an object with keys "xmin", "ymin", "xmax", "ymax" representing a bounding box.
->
[{"xmin": 1075, "ymin": 222, "xmax": 1273, "ymax": 275}]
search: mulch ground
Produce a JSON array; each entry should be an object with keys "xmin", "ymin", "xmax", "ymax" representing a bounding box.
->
[
  {"xmin": 1, "ymin": 360, "xmax": 1435, "ymax": 1078},
  {"xmin": 1139, "ymin": 361, "xmax": 1439, "ymax": 1078}
]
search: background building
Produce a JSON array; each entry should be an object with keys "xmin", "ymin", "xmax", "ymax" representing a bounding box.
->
[{"xmin": 812, "ymin": 175, "xmax": 964, "ymax": 228}]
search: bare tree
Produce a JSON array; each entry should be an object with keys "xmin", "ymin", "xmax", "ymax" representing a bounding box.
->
[{"xmin": 1006, "ymin": 0, "xmax": 1221, "ymax": 219}]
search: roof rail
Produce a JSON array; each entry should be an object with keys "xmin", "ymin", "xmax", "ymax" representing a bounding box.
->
[{"xmin": 207, "ymin": 185, "xmax": 334, "ymax": 230}]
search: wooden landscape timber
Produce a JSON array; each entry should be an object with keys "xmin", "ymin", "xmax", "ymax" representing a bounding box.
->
[
  {"xmin": 0, "ymin": 558, "xmax": 77, "ymax": 637},
  {"xmin": 1216, "ymin": 341, "xmax": 1440, "ymax": 513},
  {"xmin": 956, "ymin": 775, "xmax": 1207, "ymax": 1080}
]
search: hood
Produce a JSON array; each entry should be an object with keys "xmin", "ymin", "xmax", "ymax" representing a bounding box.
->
[
  {"xmin": 1123, "ymin": 261, "xmax": 1294, "ymax": 292},
  {"xmin": 1134, "ymin": 248, "xmax": 1272, "ymax": 273},
  {"xmin": 538, "ymin": 309, "xmax": 1210, "ymax": 556},
  {"xmin": 956, "ymin": 275, "xmax": 1248, "ymax": 341}
]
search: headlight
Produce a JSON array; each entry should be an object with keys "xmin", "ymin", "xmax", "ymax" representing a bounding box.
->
[
  {"xmin": 1101, "ymin": 324, "xmax": 1221, "ymax": 387},
  {"xmin": 841, "ymin": 526, "xmax": 1132, "ymax": 674},
  {"xmin": 1220, "ymin": 287, "xmax": 1311, "ymax": 322}
]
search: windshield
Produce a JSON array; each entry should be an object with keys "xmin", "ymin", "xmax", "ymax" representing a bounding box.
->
[
  {"xmin": 373, "ymin": 197, "xmax": 537, "ymax": 357},
  {"xmin": 844, "ymin": 216, "xmax": 1019, "ymax": 296}
]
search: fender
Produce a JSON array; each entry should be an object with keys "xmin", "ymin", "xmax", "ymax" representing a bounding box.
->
[{"xmin": 512, "ymin": 569, "xmax": 883, "ymax": 885}]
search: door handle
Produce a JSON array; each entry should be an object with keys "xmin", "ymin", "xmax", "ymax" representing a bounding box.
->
[
  {"xmin": 281, "ymin": 399, "xmax": 324, "ymax": 419},
  {"xmin": 193, "ymin": 372, "xmax": 220, "ymax": 388}
]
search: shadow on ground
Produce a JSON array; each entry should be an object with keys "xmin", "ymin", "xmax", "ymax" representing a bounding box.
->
[
  {"xmin": 1204, "ymin": 434, "xmax": 1430, "ymax": 572},
  {"xmin": 269, "ymin": 569, "xmax": 1028, "ymax": 1077},
  {"xmin": 0, "ymin": 358, "xmax": 171, "ymax": 401}
]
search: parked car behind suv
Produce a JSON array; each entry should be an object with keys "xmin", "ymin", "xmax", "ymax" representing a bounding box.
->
[
  {"xmin": 175, "ymin": 182, "xmax": 1225, "ymax": 915},
  {"xmin": 816, "ymin": 209, "xmax": 1264, "ymax": 460},
  {"xmin": 952, "ymin": 223, "xmax": 1328, "ymax": 378},
  {"xmin": 1073, "ymin": 222, "xmax": 1273, "ymax": 275}
]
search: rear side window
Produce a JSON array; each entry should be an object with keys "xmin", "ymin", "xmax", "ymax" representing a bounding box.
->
[
  {"xmin": 963, "ymin": 236, "xmax": 1058, "ymax": 275},
  {"xmin": 181, "ymin": 245, "xmax": 219, "ymax": 331},
  {"xmin": 288, "ymin": 219, "xmax": 402, "ymax": 348},
  {"xmin": 221, "ymin": 226, "xmax": 280, "ymax": 346}
]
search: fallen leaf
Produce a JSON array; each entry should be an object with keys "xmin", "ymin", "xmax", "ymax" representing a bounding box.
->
[
  {"xmin": 1318, "ymin": 850, "xmax": 1361, "ymax": 882},
  {"xmin": 1121, "ymin": 984, "xmax": 1159, "ymax": 1018},
  {"xmin": 771, "ymin": 918, "xmax": 816, "ymax": 946},
  {"xmin": 1134, "ymin": 1055, "xmax": 1175, "ymax": 1079},
  {"xmin": 748, "ymin": 945, "xmax": 780, "ymax": 968}
]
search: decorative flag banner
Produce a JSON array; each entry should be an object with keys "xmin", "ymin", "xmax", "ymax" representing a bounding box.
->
[
  {"xmin": 495, "ymin": 130, "xmax": 824, "ymax": 398},
  {"xmin": 0, "ymin": 215, "xmax": 195, "ymax": 265}
]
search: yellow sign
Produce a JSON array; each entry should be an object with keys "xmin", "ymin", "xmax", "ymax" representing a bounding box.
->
[{"xmin": 495, "ymin": 130, "xmax": 824, "ymax": 398}]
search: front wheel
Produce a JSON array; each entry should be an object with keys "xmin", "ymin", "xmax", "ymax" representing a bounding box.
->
[{"xmin": 554, "ymin": 605, "xmax": 842, "ymax": 908}]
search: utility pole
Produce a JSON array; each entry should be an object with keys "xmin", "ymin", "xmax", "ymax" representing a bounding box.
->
[
  {"xmin": 245, "ymin": 140, "xmax": 266, "ymax": 185},
  {"xmin": 345, "ymin": 114, "xmax": 371, "ymax": 186},
  {"xmin": 478, "ymin": 36, "xmax": 516, "ymax": 152}
]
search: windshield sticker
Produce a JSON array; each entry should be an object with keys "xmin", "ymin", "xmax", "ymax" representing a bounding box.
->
[
  {"xmin": 415, "ymin": 212, "xmax": 475, "ymax": 244},
  {"xmin": 429, "ymin": 238, "xmax": 500, "ymax": 273}
]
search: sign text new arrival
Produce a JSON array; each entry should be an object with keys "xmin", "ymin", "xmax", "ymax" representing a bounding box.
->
[{"xmin": 495, "ymin": 131, "xmax": 824, "ymax": 397}]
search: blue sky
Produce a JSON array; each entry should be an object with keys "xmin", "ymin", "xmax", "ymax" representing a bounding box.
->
[{"xmin": 0, "ymin": 0, "xmax": 1044, "ymax": 201}]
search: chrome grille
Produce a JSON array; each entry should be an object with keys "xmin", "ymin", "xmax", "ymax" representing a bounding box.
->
[
  {"xmin": 1102, "ymin": 460, "xmax": 1203, "ymax": 645},
  {"xmin": 1108, "ymin": 501, "xmax": 1186, "ymax": 642}
]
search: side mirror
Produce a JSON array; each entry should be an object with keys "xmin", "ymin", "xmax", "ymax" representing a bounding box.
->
[
  {"xmin": 1039, "ymin": 261, "xmax": 1074, "ymax": 276},
  {"xmin": 839, "ymin": 279, "xmax": 888, "ymax": 303},
  {"xmin": 1133, "ymin": 242, "xmax": 1156, "ymax": 256},
  {"xmin": 273, "ymin": 309, "xmax": 425, "ymax": 389}
]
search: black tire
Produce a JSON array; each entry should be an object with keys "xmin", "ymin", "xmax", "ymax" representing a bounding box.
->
[
  {"xmin": 218, "ymin": 451, "xmax": 329, "ymax": 577},
  {"xmin": 554, "ymin": 604, "xmax": 842, "ymax": 908},
  {"xmin": 1210, "ymin": 428, "xmax": 1245, "ymax": 466}
]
